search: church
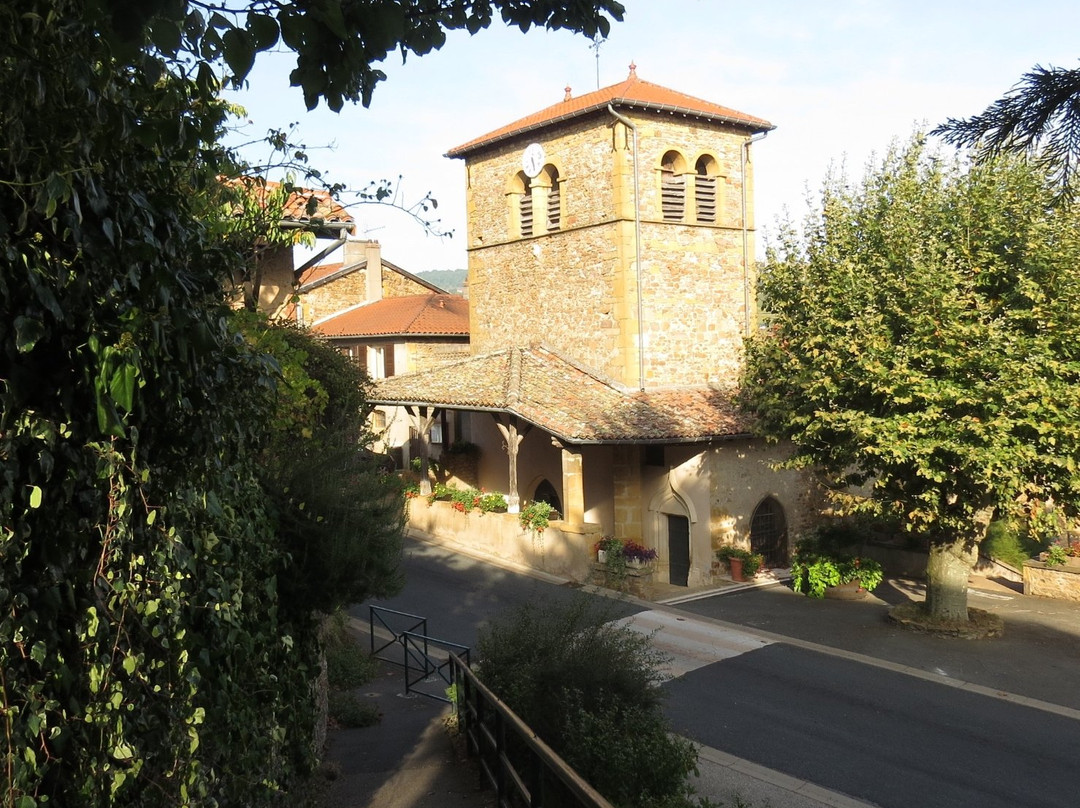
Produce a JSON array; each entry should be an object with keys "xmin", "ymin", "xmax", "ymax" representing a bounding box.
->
[{"xmin": 370, "ymin": 67, "xmax": 816, "ymax": 587}]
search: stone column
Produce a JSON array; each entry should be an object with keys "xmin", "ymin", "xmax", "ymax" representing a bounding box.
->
[{"xmin": 556, "ymin": 440, "xmax": 585, "ymax": 528}]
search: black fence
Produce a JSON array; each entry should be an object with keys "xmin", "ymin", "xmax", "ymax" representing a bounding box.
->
[
  {"xmin": 450, "ymin": 653, "xmax": 614, "ymax": 808},
  {"xmin": 368, "ymin": 605, "xmax": 469, "ymax": 702}
]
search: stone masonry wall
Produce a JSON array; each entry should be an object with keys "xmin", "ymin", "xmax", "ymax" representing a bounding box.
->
[
  {"xmin": 1024, "ymin": 560, "xmax": 1080, "ymax": 602},
  {"xmin": 301, "ymin": 267, "xmax": 366, "ymax": 325},
  {"xmin": 461, "ymin": 109, "xmax": 757, "ymax": 388},
  {"xmin": 302, "ymin": 264, "xmax": 434, "ymax": 325},
  {"xmin": 382, "ymin": 266, "xmax": 432, "ymax": 299}
]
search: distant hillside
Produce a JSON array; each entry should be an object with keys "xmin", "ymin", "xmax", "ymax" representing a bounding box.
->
[{"xmin": 416, "ymin": 268, "xmax": 467, "ymax": 294}]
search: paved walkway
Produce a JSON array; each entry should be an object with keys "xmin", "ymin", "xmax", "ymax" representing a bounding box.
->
[{"xmin": 320, "ymin": 535, "xmax": 1079, "ymax": 808}]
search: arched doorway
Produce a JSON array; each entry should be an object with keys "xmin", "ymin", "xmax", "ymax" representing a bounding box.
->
[{"xmin": 750, "ymin": 497, "xmax": 788, "ymax": 568}]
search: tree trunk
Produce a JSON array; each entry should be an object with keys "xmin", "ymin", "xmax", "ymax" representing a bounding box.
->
[{"xmin": 924, "ymin": 533, "xmax": 979, "ymax": 622}]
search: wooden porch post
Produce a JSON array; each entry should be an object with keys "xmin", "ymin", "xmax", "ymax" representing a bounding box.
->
[
  {"xmin": 493, "ymin": 414, "xmax": 529, "ymax": 514},
  {"xmin": 407, "ymin": 405, "xmax": 439, "ymax": 496}
]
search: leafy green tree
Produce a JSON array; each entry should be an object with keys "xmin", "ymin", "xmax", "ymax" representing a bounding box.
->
[
  {"xmin": 1, "ymin": 0, "xmax": 622, "ymax": 804},
  {"xmin": 478, "ymin": 598, "xmax": 700, "ymax": 808},
  {"xmin": 933, "ymin": 63, "xmax": 1080, "ymax": 202},
  {"xmin": 741, "ymin": 135, "xmax": 1080, "ymax": 622},
  {"xmin": 235, "ymin": 313, "xmax": 407, "ymax": 614}
]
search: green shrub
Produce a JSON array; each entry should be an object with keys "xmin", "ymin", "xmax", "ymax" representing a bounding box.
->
[
  {"xmin": 477, "ymin": 598, "xmax": 701, "ymax": 808},
  {"xmin": 789, "ymin": 536, "xmax": 884, "ymax": 597},
  {"xmin": 519, "ymin": 500, "xmax": 556, "ymax": 532},
  {"xmin": 328, "ymin": 692, "xmax": 381, "ymax": 728},
  {"xmin": 714, "ymin": 545, "xmax": 764, "ymax": 577},
  {"xmin": 982, "ymin": 519, "xmax": 1041, "ymax": 569},
  {"xmin": 323, "ymin": 613, "xmax": 379, "ymax": 690}
]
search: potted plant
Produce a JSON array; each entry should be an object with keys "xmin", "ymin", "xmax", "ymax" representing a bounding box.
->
[
  {"xmin": 621, "ymin": 540, "xmax": 658, "ymax": 569},
  {"xmin": 519, "ymin": 500, "xmax": 556, "ymax": 533},
  {"xmin": 789, "ymin": 536, "xmax": 884, "ymax": 598},
  {"xmin": 715, "ymin": 545, "xmax": 762, "ymax": 582},
  {"xmin": 593, "ymin": 535, "xmax": 622, "ymax": 563}
]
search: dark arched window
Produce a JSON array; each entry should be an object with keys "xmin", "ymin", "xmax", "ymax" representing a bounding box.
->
[
  {"xmin": 750, "ymin": 497, "xmax": 788, "ymax": 568},
  {"xmin": 532, "ymin": 479, "xmax": 562, "ymax": 517}
]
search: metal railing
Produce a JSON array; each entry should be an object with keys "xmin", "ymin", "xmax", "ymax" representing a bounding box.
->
[
  {"xmin": 368, "ymin": 605, "xmax": 427, "ymax": 663},
  {"xmin": 401, "ymin": 630, "xmax": 470, "ymax": 702},
  {"xmin": 450, "ymin": 653, "xmax": 614, "ymax": 808},
  {"xmin": 368, "ymin": 605, "xmax": 470, "ymax": 702}
]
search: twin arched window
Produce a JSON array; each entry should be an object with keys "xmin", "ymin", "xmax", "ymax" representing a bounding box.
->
[
  {"xmin": 512, "ymin": 165, "xmax": 561, "ymax": 238},
  {"xmin": 661, "ymin": 150, "xmax": 722, "ymax": 224}
]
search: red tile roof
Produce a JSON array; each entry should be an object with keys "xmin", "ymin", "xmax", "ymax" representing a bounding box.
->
[
  {"xmin": 313, "ymin": 294, "xmax": 469, "ymax": 338},
  {"xmin": 369, "ymin": 344, "xmax": 750, "ymax": 443},
  {"xmin": 298, "ymin": 262, "xmax": 344, "ymax": 285},
  {"xmin": 297, "ymin": 258, "xmax": 447, "ymax": 294},
  {"xmin": 447, "ymin": 66, "xmax": 774, "ymax": 157},
  {"xmin": 225, "ymin": 177, "xmax": 355, "ymax": 232}
]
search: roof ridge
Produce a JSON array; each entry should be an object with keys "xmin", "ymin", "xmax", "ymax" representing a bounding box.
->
[
  {"xmin": 506, "ymin": 346, "xmax": 522, "ymax": 406},
  {"xmin": 527, "ymin": 342, "xmax": 628, "ymax": 392},
  {"xmin": 447, "ymin": 71, "xmax": 773, "ymax": 157}
]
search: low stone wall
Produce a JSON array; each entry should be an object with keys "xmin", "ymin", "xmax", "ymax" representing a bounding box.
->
[
  {"xmin": 405, "ymin": 497, "xmax": 600, "ymax": 581},
  {"xmin": 589, "ymin": 562, "xmax": 655, "ymax": 598},
  {"xmin": 1023, "ymin": 559, "xmax": 1080, "ymax": 603}
]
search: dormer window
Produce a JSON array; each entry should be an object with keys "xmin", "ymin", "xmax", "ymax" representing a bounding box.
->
[
  {"xmin": 694, "ymin": 155, "xmax": 719, "ymax": 224},
  {"xmin": 660, "ymin": 150, "xmax": 687, "ymax": 222}
]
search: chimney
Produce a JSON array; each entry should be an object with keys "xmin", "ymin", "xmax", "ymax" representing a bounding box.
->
[
  {"xmin": 364, "ymin": 240, "xmax": 382, "ymax": 302},
  {"xmin": 343, "ymin": 235, "xmax": 366, "ymax": 268}
]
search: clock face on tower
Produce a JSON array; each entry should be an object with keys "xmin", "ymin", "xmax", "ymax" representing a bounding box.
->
[{"xmin": 521, "ymin": 143, "xmax": 545, "ymax": 178}]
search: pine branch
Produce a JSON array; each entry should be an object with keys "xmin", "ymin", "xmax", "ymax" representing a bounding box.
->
[{"xmin": 933, "ymin": 63, "xmax": 1080, "ymax": 200}]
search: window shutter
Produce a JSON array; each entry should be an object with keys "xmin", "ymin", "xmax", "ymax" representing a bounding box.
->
[
  {"xmin": 520, "ymin": 192, "xmax": 533, "ymax": 237},
  {"xmin": 383, "ymin": 344, "xmax": 396, "ymax": 378},
  {"xmin": 695, "ymin": 175, "xmax": 717, "ymax": 223},
  {"xmin": 547, "ymin": 179, "xmax": 561, "ymax": 231},
  {"xmin": 662, "ymin": 171, "xmax": 684, "ymax": 221}
]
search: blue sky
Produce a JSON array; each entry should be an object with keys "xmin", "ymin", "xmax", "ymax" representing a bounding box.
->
[{"xmin": 225, "ymin": 0, "xmax": 1080, "ymax": 273}]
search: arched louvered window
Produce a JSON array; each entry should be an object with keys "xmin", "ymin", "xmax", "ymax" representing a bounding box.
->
[
  {"xmin": 519, "ymin": 174, "xmax": 534, "ymax": 237},
  {"xmin": 545, "ymin": 166, "xmax": 561, "ymax": 231},
  {"xmin": 695, "ymin": 155, "xmax": 719, "ymax": 224},
  {"xmin": 661, "ymin": 150, "xmax": 686, "ymax": 222}
]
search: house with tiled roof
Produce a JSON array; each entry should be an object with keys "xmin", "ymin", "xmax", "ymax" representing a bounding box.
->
[
  {"xmin": 224, "ymin": 177, "xmax": 357, "ymax": 316},
  {"xmin": 369, "ymin": 67, "xmax": 817, "ymax": 587},
  {"xmin": 302, "ymin": 239, "xmax": 469, "ymax": 462}
]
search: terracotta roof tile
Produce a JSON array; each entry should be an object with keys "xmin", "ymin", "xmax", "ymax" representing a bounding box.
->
[
  {"xmin": 312, "ymin": 294, "xmax": 469, "ymax": 338},
  {"xmin": 225, "ymin": 177, "xmax": 355, "ymax": 231},
  {"xmin": 369, "ymin": 344, "xmax": 750, "ymax": 443},
  {"xmin": 447, "ymin": 67, "xmax": 774, "ymax": 157},
  {"xmin": 298, "ymin": 262, "xmax": 344, "ymax": 285}
]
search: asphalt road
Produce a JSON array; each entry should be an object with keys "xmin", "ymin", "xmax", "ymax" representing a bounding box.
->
[
  {"xmin": 676, "ymin": 580, "xmax": 1080, "ymax": 712},
  {"xmin": 359, "ymin": 539, "xmax": 1080, "ymax": 808},
  {"xmin": 665, "ymin": 644, "xmax": 1078, "ymax": 808}
]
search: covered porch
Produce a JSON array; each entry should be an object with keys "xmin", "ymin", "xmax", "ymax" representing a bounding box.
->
[{"xmin": 369, "ymin": 343, "xmax": 756, "ymax": 586}]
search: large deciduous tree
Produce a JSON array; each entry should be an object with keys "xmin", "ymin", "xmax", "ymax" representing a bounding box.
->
[
  {"xmin": 741, "ymin": 136, "xmax": 1080, "ymax": 622},
  {"xmin": 1, "ymin": 0, "xmax": 622, "ymax": 805}
]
